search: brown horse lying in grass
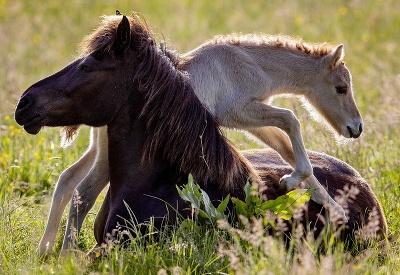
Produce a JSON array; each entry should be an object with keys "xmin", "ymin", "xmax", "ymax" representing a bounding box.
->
[{"xmin": 15, "ymin": 13, "xmax": 386, "ymax": 255}]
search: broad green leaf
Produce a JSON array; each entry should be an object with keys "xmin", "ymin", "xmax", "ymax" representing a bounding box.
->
[
  {"xmin": 260, "ymin": 195, "xmax": 289, "ymax": 211},
  {"xmin": 201, "ymin": 189, "xmax": 215, "ymax": 220},
  {"xmin": 198, "ymin": 209, "xmax": 210, "ymax": 219},
  {"xmin": 286, "ymin": 189, "xmax": 313, "ymax": 205},
  {"xmin": 217, "ymin": 194, "xmax": 230, "ymax": 213},
  {"xmin": 233, "ymin": 199, "xmax": 248, "ymax": 217}
]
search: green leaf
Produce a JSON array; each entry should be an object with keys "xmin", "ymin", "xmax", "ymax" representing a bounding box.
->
[
  {"xmin": 279, "ymin": 211, "xmax": 292, "ymax": 220},
  {"xmin": 286, "ymin": 189, "xmax": 313, "ymax": 205},
  {"xmin": 234, "ymin": 199, "xmax": 249, "ymax": 218},
  {"xmin": 198, "ymin": 209, "xmax": 210, "ymax": 219},
  {"xmin": 260, "ymin": 195, "xmax": 289, "ymax": 211},
  {"xmin": 201, "ymin": 189, "xmax": 214, "ymax": 219},
  {"xmin": 217, "ymin": 194, "xmax": 230, "ymax": 213},
  {"xmin": 177, "ymin": 174, "xmax": 229, "ymax": 225}
]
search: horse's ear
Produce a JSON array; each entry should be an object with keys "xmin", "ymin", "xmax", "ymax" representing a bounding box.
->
[
  {"xmin": 322, "ymin": 44, "xmax": 344, "ymax": 70},
  {"xmin": 116, "ymin": 15, "xmax": 131, "ymax": 55}
]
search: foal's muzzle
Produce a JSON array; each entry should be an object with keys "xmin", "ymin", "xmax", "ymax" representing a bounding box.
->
[{"xmin": 347, "ymin": 122, "xmax": 363, "ymax": 139}]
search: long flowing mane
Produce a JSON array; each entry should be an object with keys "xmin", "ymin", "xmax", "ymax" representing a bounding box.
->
[
  {"xmin": 79, "ymin": 13, "xmax": 261, "ymax": 192},
  {"xmin": 206, "ymin": 33, "xmax": 335, "ymax": 57}
]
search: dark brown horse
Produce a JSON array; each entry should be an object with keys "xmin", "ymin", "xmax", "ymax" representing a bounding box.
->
[{"xmin": 15, "ymin": 14, "xmax": 386, "ymax": 248}]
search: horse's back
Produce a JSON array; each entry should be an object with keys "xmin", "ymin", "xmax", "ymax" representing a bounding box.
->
[
  {"xmin": 243, "ymin": 149, "xmax": 388, "ymax": 240},
  {"xmin": 181, "ymin": 43, "xmax": 273, "ymax": 118}
]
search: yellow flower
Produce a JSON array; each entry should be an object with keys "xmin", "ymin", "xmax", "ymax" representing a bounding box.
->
[
  {"xmin": 295, "ymin": 16, "xmax": 304, "ymax": 26},
  {"xmin": 7, "ymin": 183, "xmax": 13, "ymax": 192},
  {"xmin": 338, "ymin": 6, "xmax": 348, "ymax": 16},
  {"xmin": 4, "ymin": 115, "xmax": 10, "ymax": 121},
  {"xmin": 33, "ymin": 152, "xmax": 41, "ymax": 160}
]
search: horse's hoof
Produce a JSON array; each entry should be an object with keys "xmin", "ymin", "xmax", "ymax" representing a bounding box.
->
[
  {"xmin": 279, "ymin": 174, "xmax": 301, "ymax": 191},
  {"xmin": 37, "ymin": 243, "xmax": 53, "ymax": 258},
  {"xmin": 331, "ymin": 205, "xmax": 348, "ymax": 223}
]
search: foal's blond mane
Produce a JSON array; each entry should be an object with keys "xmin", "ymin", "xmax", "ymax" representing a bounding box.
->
[{"xmin": 207, "ymin": 33, "xmax": 335, "ymax": 58}]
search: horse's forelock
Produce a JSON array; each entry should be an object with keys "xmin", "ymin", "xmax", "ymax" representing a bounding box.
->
[{"xmin": 78, "ymin": 13, "xmax": 152, "ymax": 57}]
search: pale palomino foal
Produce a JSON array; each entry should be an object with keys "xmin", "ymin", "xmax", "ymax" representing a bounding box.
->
[{"xmin": 38, "ymin": 21, "xmax": 362, "ymax": 255}]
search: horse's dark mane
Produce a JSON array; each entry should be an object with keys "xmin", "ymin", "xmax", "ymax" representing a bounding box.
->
[{"xmin": 79, "ymin": 13, "xmax": 261, "ymax": 192}]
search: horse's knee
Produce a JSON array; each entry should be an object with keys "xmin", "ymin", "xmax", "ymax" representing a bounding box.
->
[
  {"xmin": 284, "ymin": 110, "xmax": 301, "ymax": 136},
  {"xmin": 297, "ymin": 162, "xmax": 313, "ymax": 178}
]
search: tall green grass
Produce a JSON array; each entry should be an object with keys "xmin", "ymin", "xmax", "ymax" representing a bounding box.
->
[{"xmin": 0, "ymin": 0, "xmax": 399, "ymax": 273}]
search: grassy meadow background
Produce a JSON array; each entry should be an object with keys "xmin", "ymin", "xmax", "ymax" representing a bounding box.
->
[{"xmin": 0, "ymin": 0, "xmax": 399, "ymax": 273}]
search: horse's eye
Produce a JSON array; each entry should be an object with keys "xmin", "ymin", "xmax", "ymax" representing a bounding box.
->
[
  {"xmin": 335, "ymin": 86, "xmax": 348, "ymax": 95},
  {"xmin": 79, "ymin": 64, "xmax": 93, "ymax": 73}
]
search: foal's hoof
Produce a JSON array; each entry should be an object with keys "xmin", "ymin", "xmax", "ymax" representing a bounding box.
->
[
  {"xmin": 279, "ymin": 174, "xmax": 301, "ymax": 191},
  {"xmin": 330, "ymin": 204, "xmax": 348, "ymax": 223}
]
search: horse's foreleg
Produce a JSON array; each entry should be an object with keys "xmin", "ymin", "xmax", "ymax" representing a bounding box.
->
[
  {"xmin": 246, "ymin": 123, "xmax": 311, "ymax": 186},
  {"xmin": 221, "ymin": 101, "xmax": 312, "ymax": 185},
  {"xmin": 220, "ymin": 101, "xmax": 346, "ymax": 220},
  {"xmin": 247, "ymin": 125, "xmax": 347, "ymax": 221},
  {"xmin": 93, "ymin": 189, "xmax": 111, "ymax": 245},
  {"xmin": 38, "ymin": 136, "xmax": 97, "ymax": 256},
  {"xmin": 61, "ymin": 127, "xmax": 109, "ymax": 251}
]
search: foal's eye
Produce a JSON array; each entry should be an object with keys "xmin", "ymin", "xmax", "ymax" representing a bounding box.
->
[
  {"xmin": 335, "ymin": 86, "xmax": 348, "ymax": 95},
  {"xmin": 79, "ymin": 64, "xmax": 93, "ymax": 73}
]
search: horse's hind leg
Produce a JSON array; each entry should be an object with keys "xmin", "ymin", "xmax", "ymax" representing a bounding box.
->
[
  {"xmin": 38, "ymin": 128, "xmax": 98, "ymax": 256},
  {"xmin": 61, "ymin": 127, "xmax": 109, "ymax": 251}
]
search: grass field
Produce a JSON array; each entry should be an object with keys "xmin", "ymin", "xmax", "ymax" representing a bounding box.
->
[{"xmin": 1, "ymin": 0, "xmax": 399, "ymax": 274}]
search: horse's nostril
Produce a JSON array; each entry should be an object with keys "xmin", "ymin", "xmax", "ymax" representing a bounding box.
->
[
  {"xmin": 17, "ymin": 97, "xmax": 31, "ymax": 110},
  {"xmin": 358, "ymin": 123, "xmax": 363, "ymax": 134}
]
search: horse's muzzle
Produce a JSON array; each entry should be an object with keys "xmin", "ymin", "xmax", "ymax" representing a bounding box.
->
[
  {"xmin": 15, "ymin": 95, "xmax": 43, "ymax": 135},
  {"xmin": 347, "ymin": 123, "xmax": 363, "ymax": 139}
]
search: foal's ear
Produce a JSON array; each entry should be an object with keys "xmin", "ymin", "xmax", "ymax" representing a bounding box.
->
[
  {"xmin": 116, "ymin": 15, "xmax": 131, "ymax": 55},
  {"xmin": 322, "ymin": 44, "xmax": 344, "ymax": 70}
]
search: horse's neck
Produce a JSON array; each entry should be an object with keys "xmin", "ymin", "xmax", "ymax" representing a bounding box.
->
[
  {"xmin": 106, "ymin": 116, "xmax": 167, "ymax": 198},
  {"xmin": 185, "ymin": 44, "xmax": 320, "ymax": 98},
  {"xmin": 252, "ymin": 47, "xmax": 320, "ymax": 95}
]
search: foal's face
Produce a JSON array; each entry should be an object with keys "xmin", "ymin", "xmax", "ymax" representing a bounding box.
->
[
  {"xmin": 309, "ymin": 45, "xmax": 363, "ymax": 139},
  {"xmin": 15, "ymin": 16, "xmax": 134, "ymax": 134}
]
